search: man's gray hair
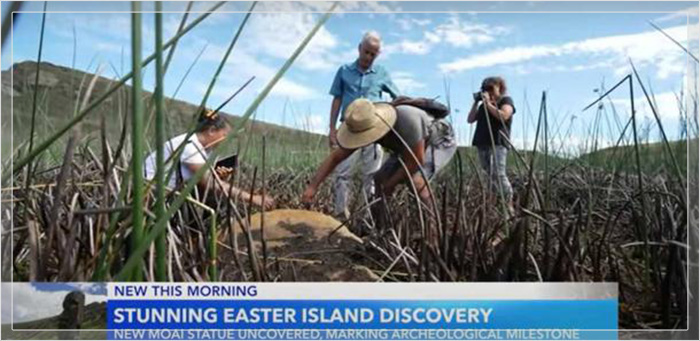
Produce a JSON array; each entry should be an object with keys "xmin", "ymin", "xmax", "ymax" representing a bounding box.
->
[{"xmin": 361, "ymin": 31, "xmax": 382, "ymax": 46}]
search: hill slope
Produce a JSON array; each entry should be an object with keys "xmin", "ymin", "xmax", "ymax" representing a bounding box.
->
[
  {"xmin": 1, "ymin": 302, "xmax": 106, "ymax": 340},
  {"xmin": 1, "ymin": 61, "xmax": 328, "ymax": 169},
  {"xmin": 578, "ymin": 138, "xmax": 693, "ymax": 175}
]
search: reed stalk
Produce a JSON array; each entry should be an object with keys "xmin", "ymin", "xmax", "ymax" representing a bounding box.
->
[
  {"xmin": 154, "ymin": 1, "xmax": 167, "ymax": 282},
  {"xmin": 129, "ymin": 1, "xmax": 144, "ymax": 282}
]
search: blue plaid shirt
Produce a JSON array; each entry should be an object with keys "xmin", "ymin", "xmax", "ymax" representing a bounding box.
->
[{"xmin": 329, "ymin": 60, "xmax": 400, "ymax": 121}]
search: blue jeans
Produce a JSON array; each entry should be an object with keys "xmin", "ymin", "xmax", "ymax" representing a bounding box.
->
[{"xmin": 477, "ymin": 145, "xmax": 513, "ymax": 203}]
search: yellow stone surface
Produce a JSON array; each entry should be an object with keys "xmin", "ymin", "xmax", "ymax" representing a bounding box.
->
[{"xmin": 236, "ymin": 209, "xmax": 362, "ymax": 248}]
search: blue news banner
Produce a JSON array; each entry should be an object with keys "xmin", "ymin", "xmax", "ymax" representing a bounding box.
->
[{"xmin": 106, "ymin": 283, "xmax": 619, "ymax": 340}]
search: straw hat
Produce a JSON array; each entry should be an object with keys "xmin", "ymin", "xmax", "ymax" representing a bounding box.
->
[{"xmin": 337, "ymin": 99, "xmax": 397, "ymax": 149}]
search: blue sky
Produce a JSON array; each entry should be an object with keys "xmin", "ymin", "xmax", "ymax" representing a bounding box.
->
[{"xmin": 2, "ymin": 1, "xmax": 698, "ymax": 156}]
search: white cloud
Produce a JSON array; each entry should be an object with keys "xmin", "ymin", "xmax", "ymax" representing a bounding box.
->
[
  {"xmin": 301, "ymin": 1, "xmax": 400, "ymax": 13},
  {"xmin": 384, "ymin": 14, "xmax": 510, "ymax": 57},
  {"xmin": 179, "ymin": 1, "xmax": 375, "ymax": 102},
  {"xmin": 392, "ymin": 71, "xmax": 427, "ymax": 94},
  {"xmin": 195, "ymin": 2, "xmax": 353, "ymax": 75},
  {"xmin": 47, "ymin": 13, "xmax": 131, "ymax": 42},
  {"xmin": 242, "ymin": 2, "xmax": 342, "ymax": 71},
  {"xmin": 507, "ymin": 60, "xmax": 615, "ymax": 76},
  {"xmin": 272, "ymin": 78, "xmax": 318, "ymax": 99},
  {"xmin": 2, "ymin": 283, "xmax": 106, "ymax": 323},
  {"xmin": 434, "ymin": 16, "xmax": 509, "ymax": 48},
  {"xmin": 395, "ymin": 17, "xmax": 432, "ymax": 31},
  {"xmin": 178, "ymin": 1, "xmax": 356, "ymax": 71},
  {"xmin": 610, "ymin": 91, "xmax": 683, "ymax": 121},
  {"xmin": 198, "ymin": 1, "xmax": 402, "ymax": 73},
  {"xmin": 194, "ymin": 41, "xmax": 318, "ymax": 101},
  {"xmin": 656, "ymin": 6, "xmax": 699, "ymax": 23},
  {"xmin": 439, "ymin": 24, "xmax": 697, "ymax": 79},
  {"xmin": 384, "ymin": 39, "xmax": 432, "ymax": 55},
  {"xmin": 441, "ymin": 45, "xmax": 561, "ymax": 72},
  {"xmin": 346, "ymin": 1, "xmax": 400, "ymax": 12}
]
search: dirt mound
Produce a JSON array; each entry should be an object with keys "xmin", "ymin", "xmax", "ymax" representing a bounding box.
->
[{"xmin": 225, "ymin": 209, "xmax": 378, "ymax": 282}]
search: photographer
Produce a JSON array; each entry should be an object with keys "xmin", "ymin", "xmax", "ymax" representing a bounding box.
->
[{"xmin": 467, "ymin": 76, "xmax": 516, "ymax": 214}]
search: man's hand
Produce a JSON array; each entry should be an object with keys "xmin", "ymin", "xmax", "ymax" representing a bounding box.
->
[
  {"xmin": 251, "ymin": 194, "xmax": 275, "ymax": 210},
  {"xmin": 301, "ymin": 186, "xmax": 316, "ymax": 205},
  {"xmin": 329, "ymin": 129, "xmax": 338, "ymax": 149}
]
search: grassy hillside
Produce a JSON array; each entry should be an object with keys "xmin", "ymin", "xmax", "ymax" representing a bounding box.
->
[
  {"xmin": 2, "ymin": 61, "xmax": 328, "ymax": 170},
  {"xmin": 579, "ymin": 138, "xmax": 693, "ymax": 175},
  {"xmin": 1, "ymin": 302, "xmax": 106, "ymax": 340}
]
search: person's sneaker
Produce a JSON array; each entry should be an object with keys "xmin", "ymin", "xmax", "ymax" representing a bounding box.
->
[
  {"xmin": 506, "ymin": 204, "xmax": 515, "ymax": 220},
  {"xmin": 491, "ymin": 230, "xmax": 506, "ymax": 248}
]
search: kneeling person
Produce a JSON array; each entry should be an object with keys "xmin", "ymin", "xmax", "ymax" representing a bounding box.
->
[
  {"xmin": 144, "ymin": 110, "xmax": 275, "ymax": 209},
  {"xmin": 302, "ymin": 98, "xmax": 456, "ymax": 211}
]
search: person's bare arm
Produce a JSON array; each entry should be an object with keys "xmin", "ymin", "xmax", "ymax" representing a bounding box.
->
[
  {"xmin": 483, "ymin": 94, "xmax": 514, "ymax": 122},
  {"xmin": 185, "ymin": 163, "xmax": 275, "ymax": 209},
  {"xmin": 380, "ymin": 140, "xmax": 425, "ymax": 195},
  {"xmin": 329, "ymin": 96, "xmax": 342, "ymax": 148},
  {"xmin": 301, "ymin": 147, "xmax": 354, "ymax": 203},
  {"xmin": 467, "ymin": 100, "xmax": 480, "ymax": 124}
]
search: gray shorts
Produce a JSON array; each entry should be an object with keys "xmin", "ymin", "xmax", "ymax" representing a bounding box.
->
[{"xmin": 374, "ymin": 142, "xmax": 457, "ymax": 185}]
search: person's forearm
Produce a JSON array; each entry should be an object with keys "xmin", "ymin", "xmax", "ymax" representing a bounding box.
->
[
  {"xmin": 383, "ymin": 169, "xmax": 407, "ymax": 194},
  {"xmin": 214, "ymin": 177, "xmax": 255, "ymax": 202},
  {"xmin": 467, "ymin": 101, "xmax": 479, "ymax": 123},
  {"xmin": 201, "ymin": 170, "xmax": 248, "ymax": 202},
  {"xmin": 485, "ymin": 102, "xmax": 506, "ymax": 121},
  {"xmin": 329, "ymin": 97, "xmax": 341, "ymax": 131}
]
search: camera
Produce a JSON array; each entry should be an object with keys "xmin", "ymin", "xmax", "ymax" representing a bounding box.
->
[{"xmin": 473, "ymin": 92, "xmax": 482, "ymax": 101}]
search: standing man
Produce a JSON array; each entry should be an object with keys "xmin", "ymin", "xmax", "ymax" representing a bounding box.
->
[{"xmin": 328, "ymin": 31, "xmax": 400, "ymax": 220}]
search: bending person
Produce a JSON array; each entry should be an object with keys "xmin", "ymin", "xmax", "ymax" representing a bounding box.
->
[{"xmin": 302, "ymin": 99, "xmax": 456, "ymax": 225}]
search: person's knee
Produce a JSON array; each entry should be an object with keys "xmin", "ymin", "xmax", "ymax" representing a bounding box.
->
[
  {"xmin": 419, "ymin": 186, "xmax": 431, "ymax": 202},
  {"xmin": 411, "ymin": 174, "xmax": 430, "ymax": 201}
]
